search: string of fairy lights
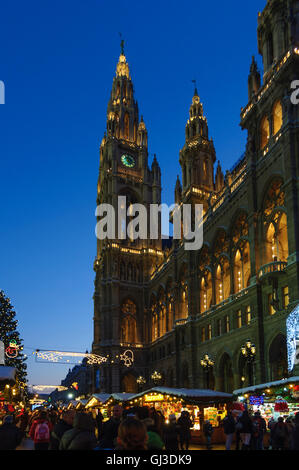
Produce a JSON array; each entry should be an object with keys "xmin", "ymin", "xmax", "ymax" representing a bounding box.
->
[{"xmin": 14, "ymin": 344, "xmax": 135, "ymax": 368}]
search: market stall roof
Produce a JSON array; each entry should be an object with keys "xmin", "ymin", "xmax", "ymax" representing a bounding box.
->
[
  {"xmin": 85, "ymin": 393, "xmax": 111, "ymax": 408},
  {"xmin": 0, "ymin": 366, "xmax": 16, "ymax": 383},
  {"xmin": 128, "ymin": 387, "xmax": 233, "ymax": 402},
  {"xmin": 233, "ymin": 376, "xmax": 299, "ymax": 396},
  {"xmin": 110, "ymin": 393, "xmax": 135, "ymax": 402}
]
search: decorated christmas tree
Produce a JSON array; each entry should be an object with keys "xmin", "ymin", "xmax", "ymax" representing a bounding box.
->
[{"xmin": 0, "ymin": 290, "xmax": 27, "ymax": 395}]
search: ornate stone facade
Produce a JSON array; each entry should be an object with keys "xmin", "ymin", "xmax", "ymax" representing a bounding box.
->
[{"xmin": 93, "ymin": 0, "xmax": 299, "ymax": 393}]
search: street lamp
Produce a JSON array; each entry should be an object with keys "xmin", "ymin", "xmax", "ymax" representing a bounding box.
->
[
  {"xmin": 151, "ymin": 371, "xmax": 162, "ymax": 386},
  {"xmin": 241, "ymin": 340, "xmax": 256, "ymax": 386},
  {"xmin": 200, "ymin": 354, "xmax": 214, "ymax": 388}
]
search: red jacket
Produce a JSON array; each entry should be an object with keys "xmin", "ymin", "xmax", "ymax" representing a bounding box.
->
[{"xmin": 29, "ymin": 418, "xmax": 53, "ymax": 443}]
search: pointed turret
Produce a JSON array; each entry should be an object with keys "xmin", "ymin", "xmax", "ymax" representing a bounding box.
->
[
  {"xmin": 248, "ymin": 56, "xmax": 261, "ymax": 100},
  {"xmin": 106, "ymin": 41, "xmax": 139, "ymax": 142},
  {"xmin": 215, "ymin": 161, "xmax": 224, "ymax": 193},
  {"xmin": 137, "ymin": 115, "xmax": 148, "ymax": 148},
  {"xmin": 175, "ymin": 175, "xmax": 182, "ymax": 204}
]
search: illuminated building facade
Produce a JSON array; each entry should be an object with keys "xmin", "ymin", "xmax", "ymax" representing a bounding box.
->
[{"xmin": 93, "ymin": 0, "xmax": 299, "ymax": 393}]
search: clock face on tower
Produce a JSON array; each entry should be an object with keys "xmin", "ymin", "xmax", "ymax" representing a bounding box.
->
[{"xmin": 121, "ymin": 154, "xmax": 136, "ymax": 168}]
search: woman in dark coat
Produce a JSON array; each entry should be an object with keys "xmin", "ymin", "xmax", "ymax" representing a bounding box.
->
[{"xmin": 59, "ymin": 412, "xmax": 97, "ymax": 450}]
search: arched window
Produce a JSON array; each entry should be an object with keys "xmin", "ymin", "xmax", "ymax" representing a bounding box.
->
[
  {"xmin": 233, "ymin": 241, "xmax": 251, "ymax": 293},
  {"xmin": 265, "ymin": 212, "xmax": 288, "ymax": 263},
  {"xmin": 260, "ymin": 116, "xmax": 270, "ymax": 149},
  {"xmin": 215, "ymin": 257, "xmax": 230, "ymax": 304},
  {"xmin": 120, "ymin": 299, "xmax": 137, "ymax": 344},
  {"xmin": 200, "ymin": 271, "xmax": 212, "ymax": 312},
  {"xmin": 273, "ymin": 100, "xmax": 283, "ymax": 135}
]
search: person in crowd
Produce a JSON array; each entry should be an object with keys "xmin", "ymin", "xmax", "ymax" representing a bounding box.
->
[
  {"xmin": 267, "ymin": 416, "xmax": 276, "ymax": 450},
  {"xmin": 285, "ymin": 416, "xmax": 295, "ymax": 450},
  {"xmin": 0, "ymin": 415, "xmax": 24, "ymax": 450},
  {"xmin": 136, "ymin": 406, "xmax": 164, "ymax": 450},
  {"xmin": 177, "ymin": 410, "xmax": 193, "ymax": 450},
  {"xmin": 251, "ymin": 410, "xmax": 267, "ymax": 450},
  {"xmin": 203, "ymin": 419, "xmax": 213, "ymax": 450},
  {"xmin": 238, "ymin": 409, "xmax": 253, "ymax": 450},
  {"xmin": 98, "ymin": 404, "xmax": 123, "ymax": 449},
  {"xmin": 29, "ymin": 410, "xmax": 53, "ymax": 450},
  {"xmin": 95, "ymin": 409, "xmax": 104, "ymax": 440},
  {"xmin": 292, "ymin": 412, "xmax": 299, "ymax": 450},
  {"xmin": 116, "ymin": 417, "xmax": 148, "ymax": 450},
  {"xmin": 162, "ymin": 414, "xmax": 179, "ymax": 451},
  {"xmin": 272, "ymin": 417, "xmax": 289, "ymax": 450},
  {"xmin": 59, "ymin": 412, "xmax": 97, "ymax": 450},
  {"xmin": 222, "ymin": 411, "xmax": 235, "ymax": 450},
  {"xmin": 16, "ymin": 410, "xmax": 29, "ymax": 435},
  {"xmin": 50, "ymin": 409, "xmax": 75, "ymax": 450},
  {"xmin": 234, "ymin": 414, "xmax": 242, "ymax": 450}
]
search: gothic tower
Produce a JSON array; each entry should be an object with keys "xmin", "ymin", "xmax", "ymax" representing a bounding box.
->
[
  {"xmin": 178, "ymin": 87, "xmax": 216, "ymax": 214},
  {"xmin": 92, "ymin": 43, "xmax": 162, "ymax": 393}
]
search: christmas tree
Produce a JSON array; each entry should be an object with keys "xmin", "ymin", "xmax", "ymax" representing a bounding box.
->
[{"xmin": 0, "ymin": 290, "xmax": 27, "ymax": 394}]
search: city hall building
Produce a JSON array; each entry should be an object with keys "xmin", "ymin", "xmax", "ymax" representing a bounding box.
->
[{"xmin": 92, "ymin": 0, "xmax": 299, "ymax": 393}]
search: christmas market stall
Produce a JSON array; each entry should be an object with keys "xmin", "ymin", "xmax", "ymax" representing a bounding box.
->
[
  {"xmin": 75, "ymin": 398, "xmax": 88, "ymax": 410},
  {"xmin": 233, "ymin": 376, "xmax": 299, "ymax": 425},
  {"xmin": 0, "ymin": 366, "xmax": 17, "ymax": 421},
  {"xmin": 124, "ymin": 387, "xmax": 233, "ymax": 444},
  {"xmin": 85, "ymin": 393, "xmax": 135, "ymax": 423}
]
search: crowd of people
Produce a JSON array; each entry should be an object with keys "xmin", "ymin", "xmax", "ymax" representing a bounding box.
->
[
  {"xmin": 0, "ymin": 404, "xmax": 298, "ymax": 451},
  {"xmin": 0, "ymin": 405, "xmax": 194, "ymax": 451},
  {"xmin": 222, "ymin": 409, "xmax": 299, "ymax": 451}
]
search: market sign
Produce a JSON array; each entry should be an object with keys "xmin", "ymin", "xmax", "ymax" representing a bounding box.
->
[
  {"xmin": 144, "ymin": 394, "xmax": 165, "ymax": 402},
  {"xmin": 286, "ymin": 305, "xmax": 299, "ymax": 372},
  {"xmin": 249, "ymin": 396, "xmax": 264, "ymax": 406}
]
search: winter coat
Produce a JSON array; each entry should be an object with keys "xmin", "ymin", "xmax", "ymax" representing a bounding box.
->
[
  {"xmin": 223, "ymin": 415, "xmax": 235, "ymax": 435},
  {"xmin": 292, "ymin": 424, "xmax": 299, "ymax": 450},
  {"xmin": 50, "ymin": 419, "xmax": 73, "ymax": 450},
  {"xmin": 0, "ymin": 423, "xmax": 24, "ymax": 450},
  {"xmin": 238, "ymin": 412, "xmax": 253, "ymax": 434},
  {"xmin": 162, "ymin": 422, "xmax": 179, "ymax": 450},
  {"xmin": 98, "ymin": 417, "xmax": 120, "ymax": 449},
  {"xmin": 177, "ymin": 416, "xmax": 192, "ymax": 438},
  {"xmin": 59, "ymin": 413, "xmax": 97, "ymax": 450}
]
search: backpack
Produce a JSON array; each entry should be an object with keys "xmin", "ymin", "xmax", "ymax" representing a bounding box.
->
[{"xmin": 34, "ymin": 422, "xmax": 50, "ymax": 442}]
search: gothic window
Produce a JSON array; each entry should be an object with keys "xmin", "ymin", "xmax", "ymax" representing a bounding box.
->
[
  {"xmin": 124, "ymin": 112, "xmax": 130, "ymax": 140},
  {"xmin": 213, "ymin": 229, "xmax": 229, "ymax": 259},
  {"xmin": 120, "ymin": 299, "xmax": 137, "ymax": 344},
  {"xmin": 236, "ymin": 310, "xmax": 242, "ymax": 329},
  {"xmin": 200, "ymin": 270, "xmax": 212, "ymax": 313},
  {"xmin": 282, "ymin": 286, "xmax": 289, "ymax": 309},
  {"xmin": 272, "ymin": 100, "xmax": 283, "ymax": 135},
  {"xmin": 246, "ymin": 306, "xmax": 251, "ymax": 325},
  {"xmin": 264, "ymin": 180, "xmax": 288, "ymax": 264},
  {"xmin": 215, "ymin": 257, "xmax": 230, "ymax": 304},
  {"xmin": 260, "ymin": 116, "xmax": 270, "ymax": 149},
  {"xmin": 233, "ymin": 241, "xmax": 250, "ymax": 293},
  {"xmin": 269, "ymin": 335, "xmax": 288, "ymax": 381},
  {"xmin": 232, "ymin": 212, "xmax": 249, "ymax": 245}
]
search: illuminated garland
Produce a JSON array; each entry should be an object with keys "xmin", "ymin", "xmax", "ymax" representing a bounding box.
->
[{"xmin": 33, "ymin": 349, "xmax": 135, "ymax": 367}]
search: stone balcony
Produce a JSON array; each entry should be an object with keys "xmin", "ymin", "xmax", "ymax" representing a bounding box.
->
[{"xmin": 258, "ymin": 261, "xmax": 287, "ymax": 281}]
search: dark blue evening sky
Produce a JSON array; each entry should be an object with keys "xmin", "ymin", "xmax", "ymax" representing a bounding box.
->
[{"xmin": 0, "ymin": 0, "xmax": 266, "ymax": 386}]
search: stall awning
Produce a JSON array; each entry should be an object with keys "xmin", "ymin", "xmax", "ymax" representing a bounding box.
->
[
  {"xmin": 233, "ymin": 376, "xmax": 299, "ymax": 396},
  {"xmin": 0, "ymin": 366, "xmax": 16, "ymax": 384},
  {"xmin": 85, "ymin": 393, "xmax": 111, "ymax": 408},
  {"xmin": 127, "ymin": 387, "xmax": 233, "ymax": 403}
]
